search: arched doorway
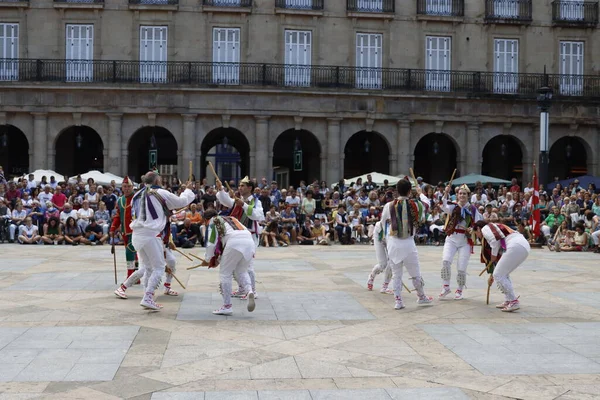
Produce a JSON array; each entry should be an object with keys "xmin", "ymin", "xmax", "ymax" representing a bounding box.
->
[
  {"xmin": 0, "ymin": 125, "xmax": 29, "ymax": 178},
  {"xmin": 343, "ymin": 131, "xmax": 389, "ymax": 178},
  {"xmin": 482, "ymin": 135, "xmax": 523, "ymax": 183},
  {"xmin": 128, "ymin": 127, "xmax": 178, "ymax": 181},
  {"xmin": 201, "ymin": 128, "xmax": 250, "ymax": 184},
  {"xmin": 414, "ymin": 133, "xmax": 457, "ymax": 184},
  {"xmin": 549, "ymin": 136, "xmax": 588, "ymax": 180},
  {"xmin": 273, "ymin": 129, "xmax": 321, "ymax": 188},
  {"xmin": 55, "ymin": 126, "xmax": 104, "ymax": 176}
]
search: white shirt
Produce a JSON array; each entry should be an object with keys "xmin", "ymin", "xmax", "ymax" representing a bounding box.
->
[
  {"xmin": 49, "ymin": 181, "xmax": 58, "ymax": 190},
  {"xmin": 216, "ymin": 189, "xmax": 264, "ymax": 234},
  {"xmin": 442, "ymin": 198, "xmax": 484, "ymax": 229},
  {"xmin": 482, "ymin": 224, "xmax": 530, "ymax": 256},
  {"xmin": 205, "ymin": 217, "xmax": 255, "ymax": 261},
  {"xmin": 77, "ymin": 208, "xmax": 94, "ymax": 220},
  {"xmin": 21, "ymin": 224, "xmax": 38, "ymax": 237},
  {"xmin": 60, "ymin": 210, "xmax": 78, "ymax": 224},
  {"xmin": 130, "ymin": 188, "xmax": 195, "ymax": 237},
  {"xmin": 38, "ymin": 192, "xmax": 53, "ymax": 204},
  {"xmin": 285, "ymin": 196, "xmax": 300, "ymax": 207},
  {"xmin": 27, "ymin": 180, "xmax": 37, "ymax": 190}
]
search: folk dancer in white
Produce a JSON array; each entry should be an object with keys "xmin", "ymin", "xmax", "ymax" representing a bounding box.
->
[
  {"xmin": 202, "ymin": 209, "xmax": 256, "ymax": 316},
  {"xmin": 123, "ymin": 171, "xmax": 195, "ymax": 310},
  {"xmin": 380, "ymin": 179, "xmax": 434, "ymax": 310},
  {"xmin": 474, "ymin": 221, "xmax": 530, "ymax": 312},
  {"xmin": 439, "ymin": 184, "xmax": 483, "ymax": 300},
  {"xmin": 366, "ymin": 221, "xmax": 393, "ymax": 294},
  {"xmin": 215, "ymin": 176, "xmax": 264, "ymax": 299}
]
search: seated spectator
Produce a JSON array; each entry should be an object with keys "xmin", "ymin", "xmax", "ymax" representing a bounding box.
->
[
  {"xmin": 516, "ymin": 221, "xmax": 534, "ymax": 243},
  {"xmin": 85, "ymin": 184, "xmax": 100, "ymax": 211},
  {"xmin": 497, "ymin": 204, "xmax": 513, "ymax": 226},
  {"xmin": 69, "ymin": 189, "xmax": 84, "ymax": 211},
  {"xmin": 94, "ymin": 201, "xmax": 111, "ymax": 235},
  {"xmin": 280, "ymin": 205, "xmax": 297, "ymax": 244},
  {"xmin": 9, "ymin": 202, "xmax": 28, "ymax": 243},
  {"xmin": 301, "ymin": 190, "xmax": 316, "ymax": 220},
  {"xmin": 0, "ymin": 198, "xmax": 10, "ymax": 242},
  {"xmin": 312, "ymin": 218, "xmax": 329, "ymax": 245},
  {"xmin": 51, "ymin": 186, "xmax": 68, "ymax": 211},
  {"xmin": 335, "ymin": 205, "xmax": 352, "ymax": 245},
  {"xmin": 349, "ymin": 204, "xmax": 367, "ymax": 242},
  {"xmin": 37, "ymin": 185, "xmax": 53, "ymax": 208},
  {"xmin": 286, "ymin": 189, "xmax": 301, "ymax": 214},
  {"xmin": 29, "ymin": 201, "xmax": 44, "ymax": 230},
  {"xmin": 42, "ymin": 216, "xmax": 64, "ymax": 245},
  {"xmin": 264, "ymin": 205, "xmax": 280, "ymax": 226},
  {"xmin": 175, "ymin": 218, "xmax": 197, "ymax": 248},
  {"xmin": 44, "ymin": 201, "xmax": 60, "ymax": 222},
  {"xmin": 427, "ymin": 205, "xmax": 445, "ymax": 246},
  {"xmin": 60, "ymin": 203, "xmax": 78, "ymax": 226},
  {"xmin": 102, "ymin": 186, "xmax": 118, "ymax": 216},
  {"xmin": 356, "ymin": 189, "xmax": 370, "ymax": 214},
  {"xmin": 6, "ymin": 181, "xmax": 21, "ymax": 208},
  {"xmin": 261, "ymin": 220, "xmax": 281, "ymax": 247},
  {"xmin": 21, "ymin": 191, "xmax": 33, "ymax": 211},
  {"xmin": 81, "ymin": 218, "xmax": 108, "ymax": 245},
  {"xmin": 18, "ymin": 217, "xmax": 40, "ymax": 244},
  {"xmin": 77, "ymin": 200, "xmax": 94, "ymax": 232},
  {"xmin": 279, "ymin": 225, "xmax": 291, "ymax": 246},
  {"xmin": 64, "ymin": 216, "xmax": 83, "ymax": 246},
  {"xmin": 364, "ymin": 206, "xmax": 380, "ymax": 240},
  {"xmin": 482, "ymin": 204, "xmax": 497, "ymax": 222},
  {"xmin": 297, "ymin": 219, "xmax": 315, "ymax": 245}
]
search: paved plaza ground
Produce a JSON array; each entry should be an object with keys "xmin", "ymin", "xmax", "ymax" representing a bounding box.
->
[{"xmin": 1, "ymin": 243, "xmax": 599, "ymax": 400}]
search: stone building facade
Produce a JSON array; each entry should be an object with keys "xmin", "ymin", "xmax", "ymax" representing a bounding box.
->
[{"xmin": 0, "ymin": 0, "xmax": 599, "ymax": 185}]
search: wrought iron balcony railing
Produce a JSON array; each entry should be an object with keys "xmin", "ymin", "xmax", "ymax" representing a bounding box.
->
[
  {"xmin": 552, "ymin": 1, "xmax": 599, "ymax": 26},
  {"xmin": 202, "ymin": 0, "xmax": 252, "ymax": 7},
  {"xmin": 0, "ymin": 58, "xmax": 598, "ymax": 99},
  {"xmin": 275, "ymin": 0, "xmax": 323, "ymax": 10},
  {"xmin": 417, "ymin": 0, "xmax": 464, "ymax": 17},
  {"xmin": 485, "ymin": 0, "xmax": 532, "ymax": 22},
  {"xmin": 129, "ymin": 0, "xmax": 177, "ymax": 4},
  {"xmin": 347, "ymin": 0, "xmax": 394, "ymax": 13}
]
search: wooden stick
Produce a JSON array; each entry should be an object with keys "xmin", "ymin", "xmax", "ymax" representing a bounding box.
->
[
  {"xmin": 173, "ymin": 248, "xmax": 194, "ymax": 262},
  {"xmin": 409, "ymin": 168, "xmax": 417, "ymax": 183},
  {"xmin": 165, "ymin": 266, "xmax": 186, "ymax": 290},
  {"xmin": 486, "ymin": 283, "xmax": 491, "ymax": 305},
  {"xmin": 443, "ymin": 168, "xmax": 459, "ymax": 230},
  {"xmin": 187, "ymin": 263, "xmax": 209, "ymax": 270},
  {"xmin": 403, "ymin": 282, "xmax": 412, "ymax": 294},
  {"xmin": 479, "ymin": 265, "xmax": 488, "ymax": 277},
  {"xmin": 188, "ymin": 253, "xmax": 205, "ymax": 262},
  {"xmin": 208, "ymin": 161, "xmax": 219, "ymax": 180}
]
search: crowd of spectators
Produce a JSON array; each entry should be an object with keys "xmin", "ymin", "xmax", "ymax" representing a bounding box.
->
[{"xmin": 1, "ymin": 166, "xmax": 599, "ymax": 255}]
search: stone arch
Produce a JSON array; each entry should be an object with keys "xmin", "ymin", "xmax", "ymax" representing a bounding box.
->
[
  {"xmin": 549, "ymin": 136, "xmax": 591, "ymax": 180},
  {"xmin": 0, "ymin": 125, "xmax": 29, "ymax": 178},
  {"xmin": 343, "ymin": 131, "xmax": 390, "ymax": 178},
  {"xmin": 272, "ymin": 129, "xmax": 322, "ymax": 188},
  {"xmin": 413, "ymin": 133, "xmax": 458, "ymax": 184},
  {"xmin": 128, "ymin": 126, "xmax": 178, "ymax": 181},
  {"xmin": 55, "ymin": 126, "xmax": 104, "ymax": 176},
  {"xmin": 482, "ymin": 135, "xmax": 525, "ymax": 183},
  {"xmin": 201, "ymin": 127, "xmax": 250, "ymax": 184}
]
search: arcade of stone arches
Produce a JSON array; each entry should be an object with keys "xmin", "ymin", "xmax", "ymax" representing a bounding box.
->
[{"xmin": 0, "ymin": 124, "xmax": 591, "ymax": 185}]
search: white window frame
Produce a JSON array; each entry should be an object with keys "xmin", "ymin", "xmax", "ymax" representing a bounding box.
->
[
  {"xmin": 493, "ymin": 38, "xmax": 518, "ymax": 94},
  {"xmin": 355, "ymin": 32, "xmax": 382, "ymax": 89},
  {"xmin": 492, "ymin": 0, "xmax": 518, "ymax": 18},
  {"xmin": 425, "ymin": 36, "xmax": 451, "ymax": 92},
  {"xmin": 139, "ymin": 26, "xmax": 167, "ymax": 84},
  {"xmin": 212, "ymin": 27, "xmax": 240, "ymax": 85},
  {"xmin": 284, "ymin": 30, "xmax": 311, "ymax": 87},
  {"xmin": 285, "ymin": 0, "xmax": 312, "ymax": 9},
  {"xmin": 0, "ymin": 23, "xmax": 18, "ymax": 81},
  {"xmin": 66, "ymin": 24, "xmax": 93, "ymax": 83},
  {"xmin": 560, "ymin": 41, "xmax": 584, "ymax": 96},
  {"xmin": 560, "ymin": 0, "xmax": 584, "ymax": 20},
  {"xmin": 426, "ymin": 0, "xmax": 452, "ymax": 15},
  {"xmin": 356, "ymin": 0, "xmax": 383, "ymax": 12}
]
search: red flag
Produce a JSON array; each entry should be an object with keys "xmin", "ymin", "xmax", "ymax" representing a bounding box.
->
[{"xmin": 530, "ymin": 165, "xmax": 540, "ymax": 238}]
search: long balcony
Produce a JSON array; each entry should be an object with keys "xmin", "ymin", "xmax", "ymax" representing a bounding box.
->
[
  {"xmin": 552, "ymin": 1, "xmax": 599, "ymax": 26},
  {"xmin": 485, "ymin": 0, "xmax": 532, "ymax": 23},
  {"xmin": 275, "ymin": 0, "xmax": 323, "ymax": 10},
  {"xmin": 416, "ymin": 0, "xmax": 464, "ymax": 17},
  {"xmin": 346, "ymin": 0, "xmax": 394, "ymax": 13},
  {"xmin": 0, "ymin": 59, "xmax": 597, "ymax": 99},
  {"xmin": 202, "ymin": 0, "xmax": 252, "ymax": 7},
  {"xmin": 129, "ymin": 0, "xmax": 177, "ymax": 5}
]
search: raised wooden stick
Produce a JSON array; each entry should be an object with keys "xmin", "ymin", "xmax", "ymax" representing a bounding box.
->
[
  {"xmin": 443, "ymin": 168, "xmax": 459, "ymax": 229},
  {"xmin": 409, "ymin": 168, "xmax": 417, "ymax": 184},
  {"xmin": 165, "ymin": 266, "xmax": 186, "ymax": 290},
  {"xmin": 173, "ymin": 248, "xmax": 194, "ymax": 262}
]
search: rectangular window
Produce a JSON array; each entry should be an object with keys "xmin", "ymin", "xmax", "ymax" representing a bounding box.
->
[
  {"xmin": 560, "ymin": 41, "xmax": 583, "ymax": 95},
  {"xmin": 0, "ymin": 23, "xmax": 18, "ymax": 81},
  {"xmin": 493, "ymin": 38, "xmax": 518, "ymax": 94},
  {"xmin": 425, "ymin": 36, "xmax": 451, "ymax": 92},
  {"xmin": 492, "ymin": 0, "xmax": 518, "ymax": 18},
  {"xmin": 284, "ymin": 30, "xmax": 311, "ymax": 87},
  {"xmin": 139, "ymin": 26, "xmax": 167, "ymax": 83},
  {"xmin": 212, "ymin": 27, "xmax": 240, "ymax": 84},
  {"xmin": 355, "ymin": 33, "xmax": 382, "ymax": 89},
  {"xmin": 66, "ymin": 24, "xmax": 93, "ymax": 82},
  {"xmin": 426, "ymin": 0, "xmax": 452, "ymax": 15}
]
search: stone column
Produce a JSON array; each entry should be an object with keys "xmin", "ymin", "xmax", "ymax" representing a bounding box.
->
[
  {"xmin": 182, "ymin": 114, "xmax": 197, "ymax": 180},
  {"xmin": 397, "ymin": 120, "xmax": 411, "ymax": 175},
  {"xmin": 32, "ymin": 113, "xmax": 48, "ymax": 171},
  {"xmin": 327, "ymin": 118, "xmax": 342, "ymax": 185},
  {"xmin": 107, "ymin": 113, "xmax": 123, "ymax": 176},
  {"xmin": 465, "ymin": 122, "xmax": 481, "ymax": 175},
  {"xmin": 121, "ymin": 149, "xmax": 129, "ymax": 180},
  {"xmin": 254, "ymin": 116, "xmax": 270, "ymax": 180}
]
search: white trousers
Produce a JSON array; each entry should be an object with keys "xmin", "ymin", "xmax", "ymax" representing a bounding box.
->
[
  {"xmin": 165, "ymin": 248, "xmax": 176, "ymax": 285},
  {"xmin": 132, "ymin": 235, "xmax": 166, "ymax": 297},
  {"xmin": 591, "ymin": 230, "xmax": 600, "ymax": 246},
  {"xmin": 441, "ymin": 233, "xmax": 471, "ymax": 289},
  {"xmin": 220, "ymin": 247, "xmax": 252, "ymax": 307},
  {"xmin": 389, "ymin": 246, "xmax": 426, "ymax": 300},
  {"xmin": 236, "ymin": 233, "xmax": 258, "ymax": 293},
  {"xmin": 541, "ymin": 225, "xmax": 552, "ymax": 237},
  {"xmin": 370, "ymin": 238, "xmax": 391, "ymax": 286},
  {"xmin": 493, "ymin": 239, "xmax": 530, "ymax": 302}
]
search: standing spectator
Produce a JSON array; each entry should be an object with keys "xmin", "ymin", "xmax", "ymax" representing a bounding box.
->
[
  {"xmin": 285, "ymin": 189, "xmax": 301, "ymax": 213},
  {"xmin": 49, "ymin": 176, "xmax": 59, "ymax": 190},
  {"xmin": 270, "ymin": 181, "xmax": 282, "ymax": 206},
  {"xmin": 51, "ymin": 186, "xmax": 67, "ymax": 211},
  {"xmin": 41, "ymin": 216, "xmax": 64, "ymax": 245},
  {"xmin": 6, "ymin": 182, "xmax": 21, "ymax": 208},
  {"xmin": 63, "ymin": 217, "xmax": 83, "ymax": 245},
  {"xmin": 77, "ymin": 200, "xmax": 94, "ymax": 232},
  {"xmin": 40, "ymin": 176, "xmax": 49, "ymax": 187},
  {"xmin": 364, "ymin": 174, "xmax": 377, "ymax": 192},
  {"xmin": 17, "ymin": 217, "xmax": 40, "ymax": 244},
  {"xmin": 301, "ymin": 190, "xmax": 316, "ymax": 220},
  {"xmin": 95, "ymin": 201, "xmax": 111, "ymax": 235},
  {"xmin": 258, "ymin": 188, "xmax": 271, "ymax": 216}
]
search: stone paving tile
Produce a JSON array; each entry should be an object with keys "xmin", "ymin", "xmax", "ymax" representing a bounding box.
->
[
  {"xmin": 5, "ymin": 272, "xmax": 118, "ymax": 291},
  {"xmin": 553, "ymin": 292, "xmax": 600, "ymax": 309},
  {"xmin": 252, "ymin": 259, "xmax": 316, "ymax": 271},
  {"xmin": 0, "ymin": 326, "xmax": 138, "ymax": 382},
  {"xmin": 177, "ymin": 292, "xmax": 375, "ymax": 321},
  {"xmin": 0, "ymin": 258, "xmax": 47, "ymax": 272},
  {"xmin": 421, "ymin": 323, "xmax": 600, "ymax": 375}
]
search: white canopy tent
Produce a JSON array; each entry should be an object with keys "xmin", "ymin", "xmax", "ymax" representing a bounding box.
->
[
  {"xmin": 14, "ymin": 169, "xmax": 65, "ymax": 183},
  {"xmin": 69, "ymin": 170, "xmax": 126, "ymax": 187},
  {"xmin": 342, "ymin": 172, "xmax": 401, "ymax": 187}
]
